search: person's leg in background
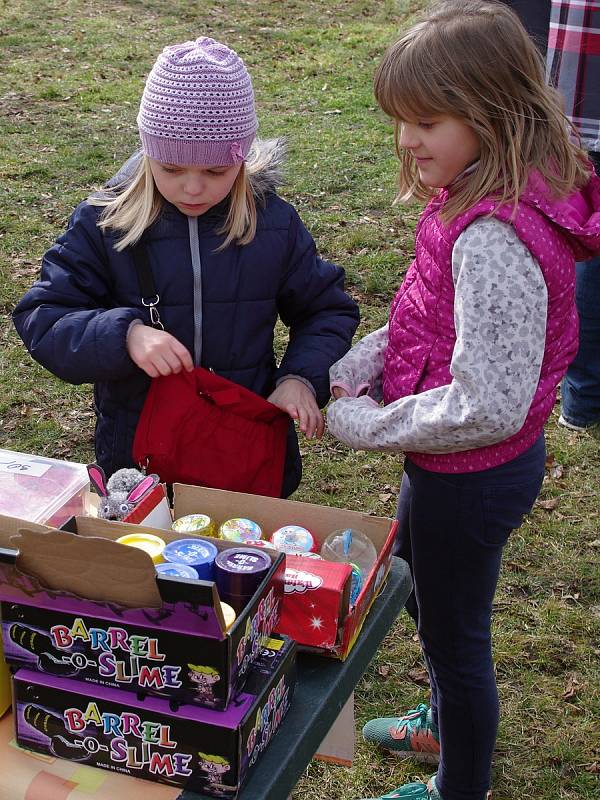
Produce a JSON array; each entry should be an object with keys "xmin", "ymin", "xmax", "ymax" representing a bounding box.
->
[
  {"xmin": 499, "ymin": 0, "xmax": 550, "ymax": 56},
  {"xmin": 560, "ymin": 152, "xmax": 600, "ymax": 434},
  {"xmin": 559, "ymin": 256, "xmax": 600, "ymax": 431}
]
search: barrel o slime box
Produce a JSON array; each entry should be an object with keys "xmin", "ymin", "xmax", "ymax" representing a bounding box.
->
[
  {"xmin": 0, "ymin": 518, "xmax": 285, "ymax": 711},
  {"xmin": 12, "ymin": 635, "xmax": 296, "ymax": 797}
]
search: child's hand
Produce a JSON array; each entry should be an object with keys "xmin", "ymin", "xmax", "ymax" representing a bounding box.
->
[
  {"xmin": 268, "ymin": 378, "xmax": 324, "ymax": 440},
  {"xmin": 331, "ymin": 386, "xmax": 350, "ymax": 399},
  {"xmin": 127, "ymin": 324, "xmax": 194, "ymax": 378}
]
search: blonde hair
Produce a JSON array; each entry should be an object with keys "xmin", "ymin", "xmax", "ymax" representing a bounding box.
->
[
  {"xmin": 198, "ymin": 753, "xmax": 230, "ymax": 765},
  {"xmin": 374, "ymin": 0, "xmax": 591, "ymax": 221},
  {"xmin": 88, "ymin": 140, "xmax": 279, "ymax": 251},
  {"xmin": 188, "ymin": 664, "xmax": 220, "ymax": 676}
]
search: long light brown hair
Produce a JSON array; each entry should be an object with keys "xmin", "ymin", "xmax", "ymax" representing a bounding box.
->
[{"xmin": 374, "ymin": 0, "xmax": 591, "ymax": 221}]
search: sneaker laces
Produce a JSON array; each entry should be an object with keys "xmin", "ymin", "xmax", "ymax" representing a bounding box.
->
[{"xmin": 393, "ymin": 703, "xmax": 430, "ymax": 736}]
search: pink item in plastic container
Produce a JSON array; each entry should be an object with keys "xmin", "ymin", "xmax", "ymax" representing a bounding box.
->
[{"xmin": 0, "ymin": 448, "xmax": 90, "ymax": 527}]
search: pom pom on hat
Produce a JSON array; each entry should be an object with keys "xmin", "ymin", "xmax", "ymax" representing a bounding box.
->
[{"xmin": 137, "ymin": 37, "xmax": 258, "ymax": 166}]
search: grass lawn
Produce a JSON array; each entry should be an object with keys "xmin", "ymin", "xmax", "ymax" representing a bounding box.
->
[{"xmin": 1, "ymin": 2, "xmax": 598, "ymax": 799}]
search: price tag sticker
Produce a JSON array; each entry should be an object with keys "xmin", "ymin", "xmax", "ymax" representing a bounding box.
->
[{"xmin": 0, "ymin": 457, "xmax": 51, "ymax": 477}]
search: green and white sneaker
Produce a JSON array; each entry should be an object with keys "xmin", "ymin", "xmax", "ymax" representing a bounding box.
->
[
  {"xmin": 362, "ymin": 703, "xmax": 440, "ymax": 763},
  {"xmin": 361, "ymin": 774, "xmax": 443, "ymax": 800}
]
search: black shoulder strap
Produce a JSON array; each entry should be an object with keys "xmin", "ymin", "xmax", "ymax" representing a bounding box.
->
[
  {"xmin": 131, "ymin": 244, "xmax": 164, "ymax": 330},
  {"xmin": 131, "ymin": 244, "xmax": 157, "ymax": 298}
]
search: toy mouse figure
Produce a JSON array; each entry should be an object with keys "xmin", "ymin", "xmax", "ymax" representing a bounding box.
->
[{"xmin": 87, "ymin": 463, "xmax": 159, "ymax": 520}]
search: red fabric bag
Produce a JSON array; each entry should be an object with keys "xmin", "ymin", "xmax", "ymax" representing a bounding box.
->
[{"xmin": 133, "ymin": 367, "xmax": 290, "ymax": 497}]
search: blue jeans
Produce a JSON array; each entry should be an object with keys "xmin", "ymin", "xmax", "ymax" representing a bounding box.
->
[
  {"xmin": 561, "ymin": 151, "xmax": 600, "ymax": 428},
  {"xmin": 560, "ymin": 254, "xmax": 600, "ymax": 427},
  {"xmin": 394, "ymin": 437, "xmax": 546, "ymax": 800}
]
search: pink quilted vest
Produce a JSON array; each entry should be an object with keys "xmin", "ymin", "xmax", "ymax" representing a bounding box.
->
[{"xmin": 383, "ymin": 171, "xmax": 600, "ymax": 472}]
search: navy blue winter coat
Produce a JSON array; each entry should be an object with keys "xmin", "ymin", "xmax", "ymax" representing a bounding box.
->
[{"xmin": 13, "ymin": 151, "xmax": 359, "ymax": 496}]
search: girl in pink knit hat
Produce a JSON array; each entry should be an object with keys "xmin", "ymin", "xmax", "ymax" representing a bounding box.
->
[
  {"xmin": 13, "ymin": 36, "xmax": 359, "ymax": 498},
  {"xmin": 326, "ymin": 3, "xmax": 600, "ymax": 800}
]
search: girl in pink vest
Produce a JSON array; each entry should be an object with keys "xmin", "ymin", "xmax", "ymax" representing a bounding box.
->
[{"xmin": 327, "ymin": 3, "xmax": 600, "ymax": 800}]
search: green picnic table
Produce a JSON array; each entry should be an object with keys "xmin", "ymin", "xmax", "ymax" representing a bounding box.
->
[{"xmin": 181, "ymin": 556, "xmax": 413, "ymax": 800}]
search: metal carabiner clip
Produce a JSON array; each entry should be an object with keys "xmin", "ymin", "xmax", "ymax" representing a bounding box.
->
[
  {"xmin": 149, "ymin": 304, "xmax": 164, "ymax": 330},
  {"xmin": 142, "ymin": 294, "xmax": 164, "ymax": 330}
]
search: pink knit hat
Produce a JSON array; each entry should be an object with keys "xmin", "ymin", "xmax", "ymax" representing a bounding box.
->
[{"xmin": 137, "ymin": 37, "xmax": 258, "ymax": 166}]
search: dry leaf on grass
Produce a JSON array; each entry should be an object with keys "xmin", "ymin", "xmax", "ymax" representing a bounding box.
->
[
  {"xmin": 377, "ymin": 665, "xmax": 390, "ymax": 678},
  {"xmin": 536, "ymin": 498, "xmax": 560, "ymax": 510},
  {"xmin": 407, "ymin": 667, "xmax": 430, "ymax": 686},
  {"xmin": 561, "ymin": 674, "xmax": 581, "ymax": 701},
  {"xmin": 549, "ymin": 463, "xmax": 564, "ymax": 480},
  {"xmin": 562, "ymin": 592, "xmax": 580, "ymax": 604},
  {"xmin": 506, "ymin": 560, "xmax": 528, "ymax": 573}
]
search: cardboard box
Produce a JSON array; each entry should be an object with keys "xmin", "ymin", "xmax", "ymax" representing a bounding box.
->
[
  {"xmin": 0, "ymin": 707, "xmax": 179, "ymax": 800},
  {"xmin": 0, "ymin": 628, "xmax": 10, "ymax": 717},
  {"xmin": 0, "ymin": 449, "xmax": 90, "ymax": 528},
  {"xmin": 164, "ymin": 484, "xmax": 398, "ymax": 658},
  {"xmin": 0, "ymin": 515, "xmax": 285, "ymax": 710},
  {"xmin": 12, "ymin": 635, "xmax": 296, "ymax": 797},
  {"xmin": 0, "ymin": 516, "xmax": 50, "ymax": 719}
]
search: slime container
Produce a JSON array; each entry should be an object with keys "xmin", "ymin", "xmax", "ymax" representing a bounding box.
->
[
  {"xmin": 220, "ymin": 602, "xmax": 237, "ymax": 630},
  {"xmin": 247, "ymin": 539, "xmax": 277, "ymax": 550},
  {"xmin": 293, "ymin": 551, "xmax": 323, "ymax": 559},
  {"xmin": 172, "ymin": 513, "xmax": 216, "ymax": 536},
  {"xmin": 219, "ymin": 518, "xmax": 263, "ymax": 543},
  {"xmin": 155, "ymin": 562, "xmax": 199, "ymax": 579},
  {"xmin": 270, "ymin": 525, "xmax": 315, "ymax": 554},
  {"xmin": 163, "ymin": 538, "xmax": 218, "ymax": 580},
  {"xmin": 214, "ymin": 547, "xmax": 271, "ymax": 613},
  {"xmin": 116, "ymin": 533, "xmax": 166, "ymax": 564}
]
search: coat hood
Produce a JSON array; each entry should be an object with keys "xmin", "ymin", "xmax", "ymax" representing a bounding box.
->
[{"xmin": 522, "ymin": 169, "xmax": 600, "ymax": 260}]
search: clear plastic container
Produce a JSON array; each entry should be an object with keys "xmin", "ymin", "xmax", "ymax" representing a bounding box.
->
[
  {"xmin": 0, "ymin": 448, "xmax": 90, "ymax": 527},
  {"xmin": 320, "ymin": 528, "xmax": 378, "ymax": 578}
]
